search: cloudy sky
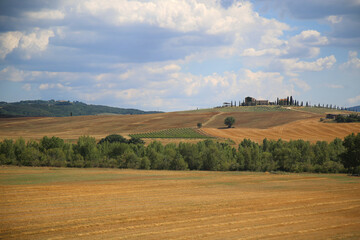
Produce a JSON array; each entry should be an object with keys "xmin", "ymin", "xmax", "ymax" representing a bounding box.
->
[{"xmin": 0, "ymin": 0, "xmax": 359, "ymax": 111}]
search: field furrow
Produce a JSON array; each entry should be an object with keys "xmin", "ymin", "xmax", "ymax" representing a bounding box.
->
[{"xmin": 1, "ymin": 167, "xmax": 360, "ymax": 239}]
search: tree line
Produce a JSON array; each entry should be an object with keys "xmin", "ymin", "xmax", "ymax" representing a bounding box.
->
[
  {"xmin": 0, "ymin": 133, "xmax": 359, "ymax": 174},
  {"xmin": 335, "ymin": 113, "xmax": 360, "ymax": 123},
  {"xmin": 224, "ymin": 96, "xmax": 347, "ymax": 110}
]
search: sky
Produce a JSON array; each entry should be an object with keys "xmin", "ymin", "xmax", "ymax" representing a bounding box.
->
[{"xmin": 0, "ymin": 0, "xmax": 359, "ymax": 112}]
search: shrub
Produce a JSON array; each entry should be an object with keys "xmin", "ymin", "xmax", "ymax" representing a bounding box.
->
[{"xmin": 99, "ymin": 134, "xmax": 127, "ymax": 144}]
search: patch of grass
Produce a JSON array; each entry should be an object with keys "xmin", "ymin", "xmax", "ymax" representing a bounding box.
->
[
  {"xmin": 129, "ymin": 128, "xmax": 213, "ymax": 139},
  {"xmin": 0, "ymin": 168, "xmax": 129, "ymax": 185},
  {"xmin": 181, "ymin": 106, "xmax": 290, "ymax": 113},
  {"xmin": 297, "ymin": 107, "xmax": 348, "ymax": 114}
]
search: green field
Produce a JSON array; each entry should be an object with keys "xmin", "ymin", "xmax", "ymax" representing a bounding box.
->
[
  {"xmin": 129, "ymin": 128, "xmax": 212, "ymax": 139},
  {"xmin": 296, "ymin": 107, "xmax": 349, "ymax": 114},
  {"xmin": 181, "ymin": 105, "xmax": 290, "ymax": 113}
]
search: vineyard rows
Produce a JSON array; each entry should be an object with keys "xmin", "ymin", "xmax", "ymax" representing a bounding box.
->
[{"xmin": 129, "ymin": 128, "xmax": 213, "ymax": 139}]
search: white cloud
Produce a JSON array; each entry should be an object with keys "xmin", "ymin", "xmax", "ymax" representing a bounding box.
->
[
  {"xmin": 19, "ymin": 29, "xmax": 55, "ymax": 59},
  {"xmin": 241, "ymin": 30, "xmax": 328, "ymax": 59},
  {"xmin": 290, "ymin": 78, "xmax": 311, "ymax": 91},
  {"xmin": 242, "ymin": 48, "xmax": 284, "ymax": 57},
  {"xmin": 77, "ymin": 0, "xmax": 239, "ymax": 33},
  {"xmin": 280, "ymin": 55, "xmax": 336, "ymax": 74},
  {"xmin": 285, "ymin": 30, "xmax": 328, "ymax": 58},
  {"xmin": 24, "ymin": 10, "xmax": 65, "ymax": 20},
  {"xmin": 0, "ymin": 29, "xmax": 54, "ymax": 59},
  {"xmin": 145, "ymin": 64, "xmax": 181, "ymax": 74},
  {"xmin": 39, "ymin": 83, "xmax": 72, "ymax": 91},
  {"xmin": 0, "ymin": 67, "xmax": 25, "ymax": 82},
  {"xmin": 66, "ymin": 61, "xmax": 296, "ymax": 110},
  {"xmin": 341, "ymin": 51, "xmax": 360, "ymax": 69},
  {"xmin": 327, "ymin": 15, "xmax": 343, "ymax": 24},
  {"xmin": 290, "ymin": 30, "xmax": 328, "ymax": 46},
  {"xmin": 22, "ymin": 84, "xmax": 32, "ymax": 91},
  {"xmin": 0, "ymin": 32, "xmax": 22, "ymax": 59},
  {"xmin": 348, "ymin": 95, "xmax": 360, "ymax": 105}
]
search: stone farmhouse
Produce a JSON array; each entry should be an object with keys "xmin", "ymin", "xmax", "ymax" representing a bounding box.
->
[{"xmin": 244, "ymin": 96, "xmax": 269, "ymax": 106}]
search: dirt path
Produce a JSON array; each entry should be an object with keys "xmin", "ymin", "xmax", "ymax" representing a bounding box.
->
[
  {"xmin": 203, "ymin": 112, "xmax": 225, "ymax": 127},
  {"xmin": 287, "ymin": 107, "xmax": 323, "ymax": 115}
]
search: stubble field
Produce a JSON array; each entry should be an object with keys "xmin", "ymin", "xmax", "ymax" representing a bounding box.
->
[
  {"xmin": 0, "ymin": 107, "xmax": 359, "ymax": 144},
  {"xmin": 1, "ymin": 167, "xmax": 360, "ymax": 239}
]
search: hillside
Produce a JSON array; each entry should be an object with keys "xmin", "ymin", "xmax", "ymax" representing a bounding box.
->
[
  {"xmin": 348, "ymin": 105, "xmax": 360, "ymax": 112},
  {"xmin": 0, "ymin": 106, "xmax": 359, "ymax": 144},
  {"xmin": 0, "ymin": 100, "xmax": 162, "ymax": 117}
]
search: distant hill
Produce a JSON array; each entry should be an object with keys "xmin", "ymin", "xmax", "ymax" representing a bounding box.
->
[
  {"xmin": 348, "ymin": 105, "xmax": 360, "ymax": 112},
  {"xmin": 0, "ymin": 100, "xmax": 162, "ymax": 117}
]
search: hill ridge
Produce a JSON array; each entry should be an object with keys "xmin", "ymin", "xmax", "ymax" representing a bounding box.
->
[{"xmin": 0, "ymin": 100, "xmax": 162, "ymax": 117}]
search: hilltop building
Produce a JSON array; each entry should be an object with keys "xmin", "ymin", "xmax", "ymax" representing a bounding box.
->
[
  {"xmin": 244, "ymin": 96, "xmax": 269, "ymax": 106},
  {"xmin": 223, "ymin": 102, "xmax": 231, "ymax": 107},
  {"xmin": 278, "ymin": 98, "xmax": 288, "ymax": 105}
]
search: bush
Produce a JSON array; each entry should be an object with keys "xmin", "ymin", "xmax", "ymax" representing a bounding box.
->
[{"xmin": 99, "ymin": 134, "xmax": 127, "ymax": 144}]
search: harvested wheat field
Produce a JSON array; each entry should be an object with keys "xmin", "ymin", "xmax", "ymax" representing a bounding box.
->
[
  {"xmin": 203, "ymin": 117, "xmax": 360, "ymax": 144},
  {"xmin": 1, "ymin": 167, "xmax": 360, "ymax": 240},
  {"xmin": 0, "ymin": 112, "xmax": 217, "ymax": 141}
]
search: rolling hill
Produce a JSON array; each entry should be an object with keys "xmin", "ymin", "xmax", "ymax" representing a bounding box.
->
[
  {"xmin": 348, "ymin": 105, "xmax": 360, "ymax": 112},
  {"xmin": 0, "ymin": 106, "xmax": 359, "ymax": 144},
  {"xmin": 0, "ymin": 100, "xmax": 162, "ymax": 117}
]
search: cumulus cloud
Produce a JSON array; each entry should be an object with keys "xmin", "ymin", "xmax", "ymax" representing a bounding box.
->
[
  {"xmin": 254, "ymin": 0, "xmax": 360, "ymax": 47},
  {"xmin": 279, "ymin": 55, "xmax": 336, "ymax": 75},
  {"xmin": 0, "ymin": 29, "xmax": 54, "ymax": 59},
  {"xmin": 348, "ymin": 95, "xmax": 360, "ymax": 105},
  {"xmin": 341, "ymin": 51, "xmax": 360, "ymax": 69},
  {"xmin": 242, "ymin": 30, "xmax": 328, "ymax": 59},
  {"xmin": 0, "ymin": 32, "xmax": 22, "ymax": 59}
]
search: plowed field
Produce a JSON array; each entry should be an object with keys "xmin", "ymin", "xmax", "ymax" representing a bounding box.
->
[{"xmin": 1, "ymin": 167, "xmax": 360, "ymax": 239}]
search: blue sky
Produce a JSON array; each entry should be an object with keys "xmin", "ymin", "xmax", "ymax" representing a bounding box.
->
[{"xmin": 0, "ymin": 0, "xmax": 359, "ymax": 111}]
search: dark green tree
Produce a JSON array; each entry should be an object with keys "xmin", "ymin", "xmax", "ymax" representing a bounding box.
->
[
  {"xmin": 98, "ymin": 134, "xmax": 127, "ymax": 144},
  {"xmin": 128, "ymin": 137, "xmax": 145, "ymax": 145},
  {"xmin": 341, "ymin": 133, "xmax": 360, "ymax": 174},
  {"xmin": 40, "ymin": 136, "xmax": 64, "ymax": 151},
  {"xmin": 224, "ymin": 116, "xmax": 235, "ymax": 128}
]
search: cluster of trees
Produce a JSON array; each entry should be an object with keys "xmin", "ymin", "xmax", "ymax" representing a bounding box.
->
[
  {"xmin": 1, "ymin": 133, "xmax": 359, "ymax": 174},
  {"xmin": 335, "ymin": 114, "xmax": 360, "ymax": 123}
]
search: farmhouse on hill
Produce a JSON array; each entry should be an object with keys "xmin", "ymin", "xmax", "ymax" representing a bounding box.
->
[{"xmin": 244, "ymin": 96, "xmax": 269, "ymax": 106}]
